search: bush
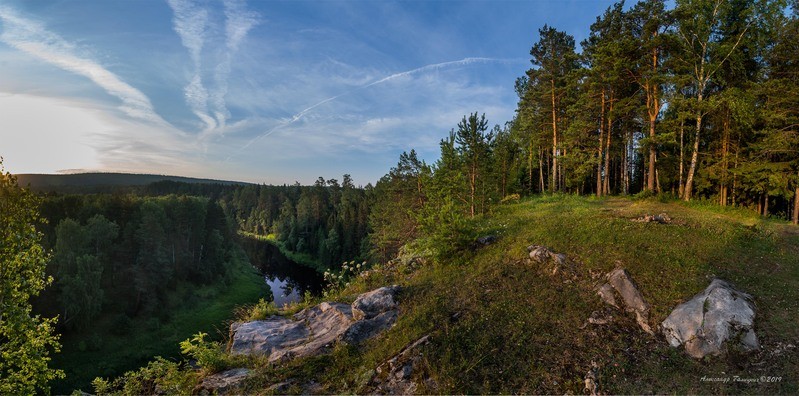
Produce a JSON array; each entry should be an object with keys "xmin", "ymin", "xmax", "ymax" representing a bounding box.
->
[
  {"xmin": 179, "ymin": 332, "xmax": 228, "ymax": 374},
  {"xmin": 92, "ymin": 357, "xmax": 195, "ymax": 396},
  {"xmin": 247, "ymin": 298, "xmax": 279, "ymax": 321}
]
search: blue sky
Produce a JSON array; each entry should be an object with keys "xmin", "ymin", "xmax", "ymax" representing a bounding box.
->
[{"xmin": 1, "ymin": 0, "xmax": 619, "ymax": 185}]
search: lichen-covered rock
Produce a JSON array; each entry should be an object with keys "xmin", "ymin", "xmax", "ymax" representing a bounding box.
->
[
  {"xmin": 342, "ymin": 310, "xmax": 398, "ymax": 344},
  {"xmin": 606, "ymin": 268, "xmax": 654, "ymax": 335},
  {"xmin": 661, "ymin": 279, "xmax": 759, "ymax": 359},
  {"xmin": 194, "ymin": 368, "xmax": 250, "ymax": 395},
  {"xmin": 352, "ymin": 285, "xmax": 400, "ymax": 320}
]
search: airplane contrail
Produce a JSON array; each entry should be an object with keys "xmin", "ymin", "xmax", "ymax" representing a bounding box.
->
[{"xmin": 227, "ymin": 57, "xmax": 523, "ymax": 160}]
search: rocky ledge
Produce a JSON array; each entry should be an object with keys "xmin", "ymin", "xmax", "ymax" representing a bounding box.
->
[{"xmin": 229, "ymin": 285, "xmax": 401, "ymax": 362}]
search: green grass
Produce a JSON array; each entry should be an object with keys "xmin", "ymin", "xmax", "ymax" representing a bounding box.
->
[
  {"xmin": 234, "ymin": 195, "xmax": 798, "ymax": 394},
  {"xmin": 50, "ymin": 250, "xmax": 268, "ymax": 394}
]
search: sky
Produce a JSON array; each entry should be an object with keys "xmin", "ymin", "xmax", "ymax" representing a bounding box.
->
[{"xmin": 0, "ymin": 0, "xmax": 620, "ymax": 185}]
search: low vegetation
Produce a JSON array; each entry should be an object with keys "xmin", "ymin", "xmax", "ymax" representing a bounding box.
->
[{"xmin": 98, "ymin": 195, "xmax": 798, "ymax": 394}]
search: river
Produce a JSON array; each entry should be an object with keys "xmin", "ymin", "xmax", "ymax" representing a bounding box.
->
[{"xmin": 239, "ymin": 237, "xmax": 325, "ymax": 306}]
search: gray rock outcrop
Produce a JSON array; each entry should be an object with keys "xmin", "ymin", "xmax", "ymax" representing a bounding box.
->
[
  {"xmin": 661, "ymin": 279, "xmax": 759, "ymax": 359},
  {"xmin": 352, "ymin": 285, "xmax": 400, "ymax": 320},
  {"xmin": 230, "ymin": 287, "xmax": 400, "ymax": 362},
  {"xmin": 194, "ymin": 368, "xmax": 250, "ymax": 395}
]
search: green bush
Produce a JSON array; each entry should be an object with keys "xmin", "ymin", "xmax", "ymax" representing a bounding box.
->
[
  {"xmin": 179, "ymin": 332, "xmax": 228, "ymax": 374},
  {"xmin": 91, "ymin": 357, "xmax": 195, "ymax": 396}
]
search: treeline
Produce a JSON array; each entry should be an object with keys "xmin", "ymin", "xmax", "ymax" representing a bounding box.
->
[
  {"xmin": 367, "ymin": 0, "xmax": 799, "ymax": 261},
  {"xmin": 35, "ymin": 194, "xmax": 235, "ymax": 332},
  {"xmin": 219, "ymin": 176, "xmax": 369, "ymax": 269},
  {"xmin": 504, "ymin": 0, "xmax": 798, "ymax": 221}
]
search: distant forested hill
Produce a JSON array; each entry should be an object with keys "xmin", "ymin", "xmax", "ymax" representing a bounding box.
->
[{"xmin": 15, "ymin": 173, "xmax": 251, "ymax": 193}]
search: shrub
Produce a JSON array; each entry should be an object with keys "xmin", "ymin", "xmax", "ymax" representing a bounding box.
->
[{"xmin": 179, "ymin": 332, "xmax": 228, "ymax": 374}]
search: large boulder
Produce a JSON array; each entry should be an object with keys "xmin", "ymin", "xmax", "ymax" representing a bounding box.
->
[
  {"xmin": 661, "ymin": 279, "xmax": 759, "ymax": 359},
  {"xmin": 229, "ymin": 317, "xmax": 309, "ymax": 357},
  {"xmin": 194, "ymin": 368, "xmax": 250, "ymax": 395},
  {"xmin": 230, "ymin": 287, "xmax": 401, "ymax": 363},
  {"xmin": 352, "ymin": 285, "xmax": 400, "ymax": 320},
  {"xmin": 230, "ymin": 302, "xmax": 354, "ymax": 362}
]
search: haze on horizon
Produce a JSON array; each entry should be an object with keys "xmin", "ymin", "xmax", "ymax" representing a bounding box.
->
[{"xmin": 1, "ymin": 0, "xmax": 619, "ymax": 185}]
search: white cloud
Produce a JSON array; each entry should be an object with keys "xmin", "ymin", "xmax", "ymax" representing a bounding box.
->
[{"xmin": 0, "ymin": 6, "xmax": 170, "ymax": 127}]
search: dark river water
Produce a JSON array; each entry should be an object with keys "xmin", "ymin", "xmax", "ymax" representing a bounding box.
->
[{"xmin": 239, "ymin": 238, "xmax": 325, "ymax": 306}]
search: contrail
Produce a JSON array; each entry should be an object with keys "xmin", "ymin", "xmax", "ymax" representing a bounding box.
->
[
  {"xmin": 166, "ymin": 0, "xmax": 215, "ymax": 130},
  {"xmin": 227, "ymin": 57, "xmax": 522, "ymax": 160}
]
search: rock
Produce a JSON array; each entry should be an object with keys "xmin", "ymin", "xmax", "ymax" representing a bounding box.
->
[
  {"xmin": 229, "ymin": 302, "xmax": 354, "ymax": 362},
  {"xmin": 230, "ymin": 287, "xmax": 401, "ymax": 363},
  {"xmin": 475, "ymin": 235, "xmax": 498, "ymax": 247},
  {"xmin": 596, "ymin": 283, "xmax": 619, "ymax": 309},
  {"xmin": 352, "ymin": 285, "xmax": 400, "ymax": 320},
  {"xmin": 195, "ymin": 368, "xmax": 250, "ymax": 396},
  {"xmin": 526, "ymin": 245, "xmax": 578, "ymax": 278},
  {"xmin": 606, "ymin": 268, "xmax": 654, "ymax": 335},
  {"xmin": 229, "ymin": 317, "xmax": 309, "ymax": 357},
  {"xmin": 275, "ymin": 302, "xmax": 354, "ymax": 361},
  {"xmin": 661, "ymin": 279, "xmax": 759, "ymax": 359},
  {"xmin": 371, "ymin": 335, "xmax": 434, "ymax": 395},
  {"xmin": 342, "ymin": 310, "xmax": 398, "ymax": 344},
  {"xmin": 633, "ymin": 213, "xmax": 671, "ymax": 224}
]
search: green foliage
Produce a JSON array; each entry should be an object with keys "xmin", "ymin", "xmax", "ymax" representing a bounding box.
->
[
  {"xmin": 245, "ymin": 298, "xmax": 279, "ymax": 321},
  {"xmin": 91, "ymin": 357, "xmax": 195, "ymax": 396},
  {"xmin": 179, "ymin": 332, "xmax": 228, "ymax": 374},
  {"xmin": 0, "ymin": 162, "xmax": 64, "ymax": 394}
]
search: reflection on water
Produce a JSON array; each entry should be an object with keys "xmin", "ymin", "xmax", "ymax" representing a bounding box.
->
[{"xmin": 239, "ymin": 237, "xmax": 324, "ymax": 306}]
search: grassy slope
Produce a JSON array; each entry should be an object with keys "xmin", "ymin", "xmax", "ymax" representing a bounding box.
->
[
  {"xmin": 51, "ymin": 251, "xmax": 268, "ymax": 394},
  {"xmin": 243, "ymin": 195, "xmax": 798, "ymax": 394}
]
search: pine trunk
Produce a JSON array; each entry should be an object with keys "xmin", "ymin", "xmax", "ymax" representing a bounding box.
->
[
  {"xmin": 597, "ymin": 90, "xmax": 605, "ymax": 197},
  {"xmin": 720, "ymin": 113, "xmax": 730, "ymax": 206},
  {"xmin": 551, "ymin": 79, "xmax": 558, "ymax": 192},
  {"xmin": 539, "ymin": 147, "xmax": 545, "ymax": 193},
  {"xmin": 678, "ymin": 119, "xmax": 685, "ymax": 198},
  {"xmin": 604, "ymin": 96, "xmax": 613, "ymax": 195},
  {"xmin": 793, "ymin": 183, "xmax": 799, "ymax": 225}
]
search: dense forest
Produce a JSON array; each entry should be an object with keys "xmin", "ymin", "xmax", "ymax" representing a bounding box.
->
[{"xmin": 34, "ymin": 194, "xmax": 235, "ymax": 332}]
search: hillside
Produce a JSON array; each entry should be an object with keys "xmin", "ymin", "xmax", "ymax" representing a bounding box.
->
[
  {"xmin": 16, "ymin": 173, "xmax": 250, "ymax": 193},
  {"xmin": 97, "ymin": 196, "xmax": 799, "ymax": 395}
]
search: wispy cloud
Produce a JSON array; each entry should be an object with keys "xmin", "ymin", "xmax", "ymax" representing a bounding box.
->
[
  {"xmin": 228, "ymin": 57, "xmax": 523, "ymax": 159},
  {"xmin": 0, "ymin": 6, "xmax": 170, "ymax": 127},
  {"xmin": 166, "ymin": 0, "xmax": 214, "ymax": 130},
  {"xmin": 167, "ymin": 0, "xmax": 259, "ymax": 137},
  {"xmin": 208, "ymin": 0, "xmax": 259, "ymax": 133}
]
